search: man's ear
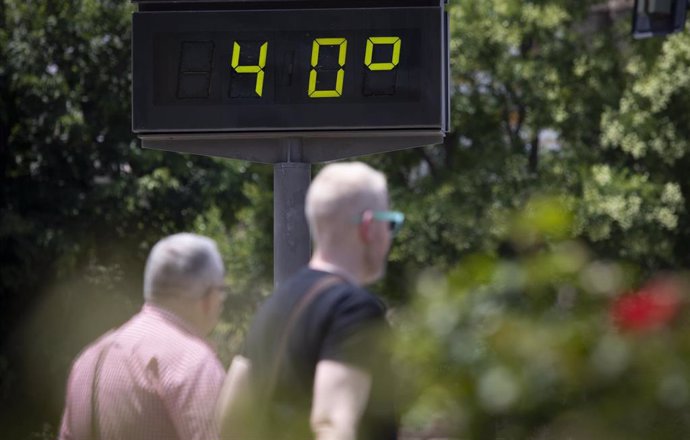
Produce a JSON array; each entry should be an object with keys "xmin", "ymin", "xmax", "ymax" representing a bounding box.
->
[
  {"xmin": 358, "ymin": 210, "xmax": 374, "ymax": 243},
  {"xmin": 201, "ymin": 290, "xmax": 213, "ymax": 315}
]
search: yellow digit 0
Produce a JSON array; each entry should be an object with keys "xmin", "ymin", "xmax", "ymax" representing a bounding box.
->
[
  {"xmin": 308, "ymin": 38, "xmax": 347, "ymax": 98},
  {"xmin": 231, "ymin": 41, "xmax": 268, "ymax": 97},
  {"xmin": 364, "ymin": 36, "xmax": 401, "ymax": 71}
]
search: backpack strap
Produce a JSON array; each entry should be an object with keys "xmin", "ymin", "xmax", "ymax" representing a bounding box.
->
[
  {"xmin": 264, "ymin": 274, "xmax": 344, "ymax": 401},
  {"xmin": 90, "ymin": 330, "xmax": 116, "ymax": 440}
]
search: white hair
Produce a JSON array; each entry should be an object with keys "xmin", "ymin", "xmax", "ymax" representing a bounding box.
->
[
  {"xmin": 143, "ymin": 233, "xmax": 224, "ymax": 301},
  {"xmin": 305, "ymin": 162, "xmax": 388, "ymax": 246}
]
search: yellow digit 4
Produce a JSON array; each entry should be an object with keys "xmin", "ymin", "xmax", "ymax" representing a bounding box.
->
[
  {"xmin": 364, "ymin": 37, "xmax": 401, "ymax": 71},
  {"xmin": 308, "ymin": 38, "xmax": 347, "ymax": 98},
  {"xmin": 231, "ymin": 41, "xmax": 268, "ymax": 97}
]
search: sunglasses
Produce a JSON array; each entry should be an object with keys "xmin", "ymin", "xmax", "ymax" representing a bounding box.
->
[{"xmin": 357, "ymin": 210, "xmax": 405, "ymax": 236}]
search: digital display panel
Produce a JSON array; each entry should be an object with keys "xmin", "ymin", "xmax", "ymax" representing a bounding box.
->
[{"xmin": 132, "ymin": 6, "xmax": 446, "ymax": 133}]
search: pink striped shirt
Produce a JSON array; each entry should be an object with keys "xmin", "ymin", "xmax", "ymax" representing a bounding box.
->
[{"xmin": 59, "ymin": 303, "xmax": 225, "ymax": 440}]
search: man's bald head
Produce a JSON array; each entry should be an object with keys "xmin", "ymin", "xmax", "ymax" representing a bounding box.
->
[{"xmin": 305, "ymin": 162, "xmax": 388, "ymax": 248}]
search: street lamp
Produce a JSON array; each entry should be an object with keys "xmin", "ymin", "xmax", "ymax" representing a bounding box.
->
[{"xmin": 632, "ymin": 0, "xmax": 688, "ymax": 38}]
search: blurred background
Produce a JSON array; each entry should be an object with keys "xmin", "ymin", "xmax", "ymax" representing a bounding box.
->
[{"xmin": 3, "ymin": 0, "xmax": 690, "ymax": 438}]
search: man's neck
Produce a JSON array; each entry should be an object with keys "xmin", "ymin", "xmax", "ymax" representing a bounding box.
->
[
  {"xmin": 309, "ymin": 254, "xmax": 361, "ymax": 286},
  {"xmin": 147, "ymin": 299, "xmax": 207, "ymax": 337}
]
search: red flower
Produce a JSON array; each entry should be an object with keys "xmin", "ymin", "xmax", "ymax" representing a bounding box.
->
[{"xmin": 611, "ymin": 278, "xmax": 682, "ymax": 332}]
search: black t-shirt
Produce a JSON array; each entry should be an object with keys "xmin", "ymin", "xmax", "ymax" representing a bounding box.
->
[{"xmin": 244, "ymin": 268, "xmax": 398, "ymax": 440}]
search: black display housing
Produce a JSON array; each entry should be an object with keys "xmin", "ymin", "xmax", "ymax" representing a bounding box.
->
[{"xmin": 131, "ymin": 0, "xmax": 449, "ymax": 162}]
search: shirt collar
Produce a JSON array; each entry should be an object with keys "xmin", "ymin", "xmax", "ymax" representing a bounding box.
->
[
  {"xmin": 141, "ymin": 302, "xmax": 206, "ymax": 340},
  {"xmin": 308, "ymin": 261, "xmax": 358, "ymax": 286}
]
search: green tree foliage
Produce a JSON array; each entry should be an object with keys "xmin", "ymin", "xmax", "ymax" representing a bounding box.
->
[
  {"xmin": 0, "ymin": 0, "xmax": 249, "ymax": 318},
  {"xmin": 396, "ymin": 198, "xmax": 690, "ymax": 439},
  {"xmin": 389, "ymin": 1, "xmax": 690, "ymax": 437},
  {"xmin": 369, "ymin": 0, "xmax": 687, "ymax": 296}
]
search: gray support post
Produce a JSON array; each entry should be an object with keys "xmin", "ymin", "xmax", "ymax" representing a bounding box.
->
[{"xmin": 273, "ymin": 162, "xmax": 312, "ymax": 287}]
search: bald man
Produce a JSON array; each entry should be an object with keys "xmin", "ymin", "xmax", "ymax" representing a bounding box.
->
[
  {"xmin": 59, "ymin": 233, "xmax": 228, "ymax": 440},
  {"xmin": 218, "ymin": 162, "xmax": 403, "ymax": 440}
]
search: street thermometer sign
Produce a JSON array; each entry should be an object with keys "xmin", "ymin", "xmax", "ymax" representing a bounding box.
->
[{"xmin": 132, "ymin": 0, "xmax": 449, "ymax": 162}]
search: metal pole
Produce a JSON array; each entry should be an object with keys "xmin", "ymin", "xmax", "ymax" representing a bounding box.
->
[{"xmin": 273, "ymin": 161, "xmax": 311, "ymax": 287}]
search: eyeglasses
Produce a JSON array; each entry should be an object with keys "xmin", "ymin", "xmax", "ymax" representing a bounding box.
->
[{"xmin": 356, "ymin": 210, "xmax": 405, "ymax": 236}]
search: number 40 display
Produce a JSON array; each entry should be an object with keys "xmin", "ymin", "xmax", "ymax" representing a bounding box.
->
[{"xmin": 231, "ymin": 36, "xmax": 402, "ymax": 98}]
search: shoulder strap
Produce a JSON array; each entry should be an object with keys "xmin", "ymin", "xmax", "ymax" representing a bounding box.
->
[
  {"xmin": 90, "ymin": 330, "xmax": 116, "ymax": 440},
  {"xmin": 263, "ymin": 274, "xmax": 344, "ymax": 401}
]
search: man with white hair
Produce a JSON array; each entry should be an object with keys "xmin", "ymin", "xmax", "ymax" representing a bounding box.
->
[
  {"xmin": 218, "ymin": 162, "xmax": 403, "ymax": 440},
  {"xmin": 59, "ymin": 233, "xmax": 228, "ymax": 440}
]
